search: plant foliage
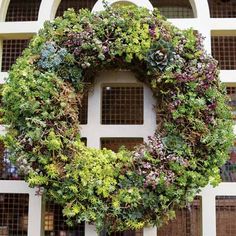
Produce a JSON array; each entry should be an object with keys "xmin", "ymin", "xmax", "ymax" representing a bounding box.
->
[{"xmin": 2, "ymin": 5, "xmax": 234, "ymax": 233}]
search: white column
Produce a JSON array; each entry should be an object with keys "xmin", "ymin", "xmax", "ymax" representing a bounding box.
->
[
  {"xmin": 83, "ymin": 73, "xmax": 101, "ymax": 236},
  {"xmin": 85, "ymin": 223, "xmax": 98, "ymax": 236},
  {"xmin": 0, "ymin": 0, "xmax": 10, "ymax": 21},
  {"xmin": 38, "ymin": 0, "xmax": 61, "ymax": 22},
  {"xmin": 144, "ymin": 226, "xmax": 157, "ymax": 236},
  {"xmin": 201, "ymin": 186, "xmax": 216, "ymax": 236},
  {"xmin": 28, "ymin": 192, "xmax": 44, "ymax": 236}
]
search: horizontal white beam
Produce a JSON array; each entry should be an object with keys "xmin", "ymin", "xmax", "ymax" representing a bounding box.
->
[
  {"xmin": 200, "ymin": 183, "xmax": 236, "ymax": 196},
  {"xmin": 169, "ymin": 18, "xmax": 202, "ymax": 30},
  {"xmin": 0, "ymin": 180, "xmax": 36, "ymax": 194},
  {"xmin": 220, "ymin": 70, "xmax": 236, "ymax": 83},
  {"xmin": 210, "ymin": 19, "xmax": 236, "ymax": 33},
  {"xmin": 80, "ymin": 125, "xmax": 156, "ymax": 139},
  {"xmin": 0, "ymin": 22, "xmax": 39, "ymax": 37}
]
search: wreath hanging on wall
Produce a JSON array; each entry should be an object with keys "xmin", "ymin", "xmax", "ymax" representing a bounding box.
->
[{"xmin": 2, "ymin": 5, "xmax": 234, "ymax": 233}]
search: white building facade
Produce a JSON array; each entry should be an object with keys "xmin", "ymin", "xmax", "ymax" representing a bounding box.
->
[{"xmin": 0, "ymin": 0, "xmax": 236, "ymax": 236}]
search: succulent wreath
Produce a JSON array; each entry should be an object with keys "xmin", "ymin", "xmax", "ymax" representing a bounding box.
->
[{"xmin": 2, "ymin": 5, "xmax": 234, "ymax": 233}]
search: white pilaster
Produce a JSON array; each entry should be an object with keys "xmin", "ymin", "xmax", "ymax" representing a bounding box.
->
[
  {"xmin": 144, "ymin": 226, "xmax": 157, "ymax": 236},
  {"xmin": 85, "ymin": 223, "xmax": 98, "ymax": 236}
]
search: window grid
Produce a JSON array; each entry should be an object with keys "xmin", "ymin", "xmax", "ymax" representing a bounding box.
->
[
  {"xmin": 216, "ymin": 196, "xmax": 236, "ymax": 236},
  {"xmin": 45, "ymin": 201, "xmax": 85, "ymax": 236},
  {"xmin": 5, "ymin": 0, "xmax": 41, "ymax": 22},
  {"xmin": 56, "ymin": 0, "xmax": 97, "ymax": 17},
  {"xmin": 101, "ymin": 138, "xmax": 143, "ymax": 153},
  {"xmin": 79, "ymin": 93, "xmax": 88, "ymax": 125},
  {"xmin": 208, "ymin": 0, "xmax": 236, "ymax": 18},
  {"xmin": 0, "ymin": 194, "xmax": 29, "ymax": 236},
  {"xmin": 81, "ymin": 138, "xmax": 87, "ymax": 146},
  {"xmin": 150, "ymin": 0, "xmax": 194, "ymax": 18},
  {"xmin": 111, "ymin": 230, "xmax": 143, "ymax": 236},
  {"xmin": 157, "ymin": 197, "xmax": 202, "ymax": 236},
  {"xmin": 211, "ymin": 36, "xmax": 236, "ymax": 70},
  {"xmin": 1, "ymin": 39, "xmax": 30, "ymax": 72},
  {"xmin": 102, "ymin": 86, "xmax": 144, "ymax": 125}
]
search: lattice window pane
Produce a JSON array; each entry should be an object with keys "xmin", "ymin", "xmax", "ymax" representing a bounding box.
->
[
  {"xmin": 216, "ymin": 196, "xmax": 236, "ymax": 236},
  {"xmin": 0, "ymin": 194, "xmax": 29, "ymax": 236},
  {"xmin": 211, "ymin": 36, "xmax": 236, "ymax": 70},
  {"xmin": 101, "ymin": 138, "xmax": 143, "ymax": 152},
  {"xmin": 102, "ymin": 85, "xmax": 144, "ymax": 125},
  {"xmin": 5, "ymin": 0, "xmax": 41, "ymax": 21},
  {"xmin": 79, "ymin": 93, "xmax": 88, "ymax": 124},
  {"xmin": 208, "ymin": 0, "xmax": 236, "ymax": 18},
  {"xmin": 110, "ymin": 230, "xmax": 143, "ymax": 236},
  {"xmin": 81, "ymin": 138, "xmax": 87, "ymax": 146},
  {"xmin": 150, "ymin": 0, "xmax": 194, "ymax": 18},
  {"xmin": 56, "ymin": 0, "xmax": 97, "ymax": 17},
  {"xmin": 157, "ymin": 197, "xmax": 202, "ymax": 236},
  {"xmin": 2, "ymin": 39, "xmax": 30, "ymax": 72},
  {"xmin": 45, "ymin": 201, "xmax": 85, "ymax": 236}
]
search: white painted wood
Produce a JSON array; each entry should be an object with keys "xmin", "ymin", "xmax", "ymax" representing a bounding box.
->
[
  {"xmin": 92, "ymin": 0, "xmax": 153, "ymax": 12},
  {"xmin": 85, "ymin": 223, "xmax": 98, "ymax": 236},
  {"xmin": 0, "ymin": 22, "xmax": 38, "ymax": 35},
  {"xmin": 0, "ymin": 72, "xmax": 7, "ymax": 83},
  {"xmin": 144, "ymin": 226, "xmax": 157, "ymax": 236},
  {"xmin": 200, "ymin": 187, "xmax": 216, "ymax": 236},
  {"xmin": 0, "ymin": 0, "xmax": 10, "ymax": 21},
  {"xmin": 38, "ymin": 0, "xmax": 60, "ymax": 22},
  {"xmin": 28, "ymin": 192, "xmax": 44, "ymax": 236}
]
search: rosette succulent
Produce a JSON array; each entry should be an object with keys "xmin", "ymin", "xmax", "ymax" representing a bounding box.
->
[{"xmin": 147, "ymin": 38, "xmax": 174, "ymax": 72}]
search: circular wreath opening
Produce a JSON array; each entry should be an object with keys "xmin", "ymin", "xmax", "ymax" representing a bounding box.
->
[{"xmin": 2, "ymin": 5, "xmax": 234, "ymax": 233}]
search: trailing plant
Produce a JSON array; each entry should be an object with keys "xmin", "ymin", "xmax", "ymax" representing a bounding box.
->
[{"xmin": 1, "ymin": 5, "xmax": 234, "ymax": 233}]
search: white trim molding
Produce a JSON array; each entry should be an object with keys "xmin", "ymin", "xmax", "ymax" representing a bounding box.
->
[{"xmin": 92, "ymin": 0, "xmax": 153, "ymax": 12}]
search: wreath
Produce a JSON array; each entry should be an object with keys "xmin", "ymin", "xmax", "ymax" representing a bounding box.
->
[{"xmin": 2, "ymin": 5, "xmax": 234, "ymax": 233}]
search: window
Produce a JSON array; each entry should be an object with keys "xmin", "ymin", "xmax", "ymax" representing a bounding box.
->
[
  {"xmin": 1, "ymin": 39, "xmax": 30, "ymax": 72},
  {"xmin": 44, "ymin": 202, "xmax": 85, "ymax": 236},
  {"xmin": 216, "ymin": 196, "xmax": 236, "ymax": 236},
  {"xmin": 102, "ymin": 85, "xmax": 144, "ymax": 125},
  {"xmin": 101, "ymin": 138, "xmax": 143, "ymax": 152},
  {"xmin": 150, "ymin": 0, "xmax": 194, "ymax": 18},
  {"xmin": 5, "ymin": 0, "xmax": 41, "ymax": 21},
  {"xmin": 79, "ymin": 93, "xmax": 88, "ymax": 124},
  {"xmin": 157, "ymin": 197, "xmax": 202, "ymax": 236},
  {"xmin": 56, "ymin": 0, "xmax": 97, "ymax": 17},
  {"xmin": 211, "ymin": 36, "xmax": 236, "ymax": 70},
  {"xmin": 0, "ymin": 194, "xmax": 29, "ymax": 236},
  {"xmin": 208, "ymin": 0, "xmax": 236, "ymax": 18}
]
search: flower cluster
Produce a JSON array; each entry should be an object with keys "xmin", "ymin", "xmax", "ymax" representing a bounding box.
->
[{"xmin": 147, "ymin": 39, "xmax": 174, "ymax": 72}]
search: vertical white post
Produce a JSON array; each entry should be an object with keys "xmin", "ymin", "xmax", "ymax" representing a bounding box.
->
[
  {"xmin": 201, "ymin": 187, "xmax": 216, "ymax": 236},
  {"xmin": 144, "ymin": 226, "xmax": 157, "ymax": 236},
  {"xmin": 28, "ymin": 192, "xmax": 44, "ymax": 236},
  {"xmin": 85, "ymin": 223, "xmax": 98, "ymax": 236}
]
